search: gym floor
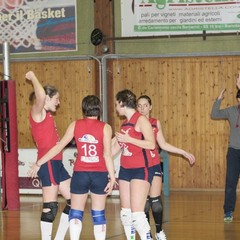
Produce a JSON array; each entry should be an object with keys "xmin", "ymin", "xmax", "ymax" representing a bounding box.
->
[{"xmin": 0, "ymin": 191, "xmax": 239, "ymax": 239}]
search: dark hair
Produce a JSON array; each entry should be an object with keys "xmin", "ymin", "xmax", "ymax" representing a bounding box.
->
[
  {"xmin": 137, "ymin": 95, "xmax": 152, "ymax": 105},
  {"xmin": 82, "ymin": 95, "xmax": 102, "ymax": 117},
  {"xmin": 116, "ymin": 89, "xmax": 136, "ymax": 108},
  {"xmin": 29, "ymin": 85, "xmax": 58, "ymax": 102},
  {"xmin": 236, "ymin": 90, "xmax": 240, "ymax": 99}
]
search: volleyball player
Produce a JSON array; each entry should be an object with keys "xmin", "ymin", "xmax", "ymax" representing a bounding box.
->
[
  {"xmin": 29, "ymin": 95, "xmax": 115, "ymax": 240},
  {"xmin": 111, "ymin": 89, "xmax": 155, "ymax": 240},
  {"xmin": 26, "ymin": 71, "xmax": 71, "ymax": 240},
  {"xmin": 137, "ymin": 95, "xmax": 195, "ymax": 240}
]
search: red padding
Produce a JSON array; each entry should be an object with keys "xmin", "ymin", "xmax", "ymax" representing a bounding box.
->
[{"xmin": 1, "ymin": 80, "xmax": 20, "ymax": 210}]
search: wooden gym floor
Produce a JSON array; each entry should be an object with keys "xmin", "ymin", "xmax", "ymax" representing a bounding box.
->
[{"xmin": 0, "ymin": 191, "xmax": 240, "ymax": 239}]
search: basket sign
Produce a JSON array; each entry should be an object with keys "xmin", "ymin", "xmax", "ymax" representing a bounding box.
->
[{"xmin": 0, "ymin": 0, "xmax": 77, "ymax": 53}]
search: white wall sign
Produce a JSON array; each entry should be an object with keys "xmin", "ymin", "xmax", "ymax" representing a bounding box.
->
[
  {"xmin": 17, "ymin": 148, "xmax": 120, "ymax": 195},
  {"xmin": 121, "ymin": 0, "xmax": 240, "ymax": 36}
]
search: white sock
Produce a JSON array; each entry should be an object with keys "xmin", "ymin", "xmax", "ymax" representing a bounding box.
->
[
  {"xmin": 121, "ymin": 208, "xmax": 136, "ymax": 240},
  {"xmin": 93, "ymin": 224, "xmax": 106, "ymax": 240},
  {"xmin": 40, "ymin": 221, "xmax": 53, "ymax": 240},
  {"xmin": 69, "ymin": 218, "xmax": 82, "ymax": 240},
  {"xmin": 54, "ymin": 212, "xmax": 69, "ymax": 240},
  {"xmin": 123, "ymin": 225, "xmax": 136, "ymax": 240},
  {"xmin": 132, "ymin": 212, "xmax": 151, "ymax": 240}
]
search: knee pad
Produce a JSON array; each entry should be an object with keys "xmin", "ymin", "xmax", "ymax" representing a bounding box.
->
[
  {"xmin": 63, "ymin": 199, "xmax": 71, "ymax": 215},
  {"xmin": 132, "ymin": 212, "xmax": 150, "ymax": 234},
  {"xmin": 69, "ymin": 209, "xmax": 84, "ymax": 222},
  {"xmin": 91, "ymin": 209, "xmax": 106, "ymax": 225},
  {"xmin": 144, "ymin": 196, "xmax": 151, "ymax": 215},
  {"xmin": 41, "ymin": 201, "xmax": 58, "ymax": 223},
  {"xmin": 151, "ymin": 196, "xmax": 163, "ymax": 214},
  {"xmin": 120, "ymin": 208, "xmax": 132, "ymax": 226}
]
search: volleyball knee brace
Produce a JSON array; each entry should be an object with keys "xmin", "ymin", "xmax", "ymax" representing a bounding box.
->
[
  {"xmin": 41, "ymin": 201, "xmax": 58, "ymax": 223},
  {"xmin": 144, "ymin": 196, "xmax": 151, "ymax": 216},
  {"xmin": 120, "ymin": 208, "xmax": 132, "ymax": 226},
  {"xmin": 69, "ymin": 209, "xmax": 84, "ymax": 222},
  {"xmin": 132, "ymin": 212, "xmax": 150, "ymax": 234},
  {"xmin": 150, "ymin": 196, "xmax": 163, "ymax": 214},
  {"xmin": 91, "ymin": 210, "xmax": 106, "ymax": 225},
  {"xmin": 63, "ymin": 199, "xmax": 71, "ymax": 215}
]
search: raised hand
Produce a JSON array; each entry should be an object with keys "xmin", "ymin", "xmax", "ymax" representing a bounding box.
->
[
  {"xmin": 217, "ymin": 89, "xmax": 226, "ymax": 100},
  {"xmin": 25, "ymin": 71, "xmax": 36, "ymax": 81}
]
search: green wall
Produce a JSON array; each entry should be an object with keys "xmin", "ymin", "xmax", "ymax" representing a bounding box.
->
[{"xmin": 6, "ymin": 0, "xmax": 240, "ymax": 59}]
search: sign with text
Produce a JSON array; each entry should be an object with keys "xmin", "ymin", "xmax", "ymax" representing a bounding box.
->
[
  {"xmin": 0, "ymin": 0, "xmax": 77, "ymax": 53},
  {"xmin": 15, "ymin": 148, "xmax": 120, "ymax": 195},
  {"xmin": 121, "ymin": 0, "xmax": 240, "ymax": 36}
]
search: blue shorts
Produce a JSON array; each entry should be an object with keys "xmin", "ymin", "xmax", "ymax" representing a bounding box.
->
[
  {"xmin": 70, "ymin": 171, "xmax": 109, "ymax": 195},
  {"xmin": 119, "ymin": 166, "xmax": 154, "ymax": 184},
  {"xmin": 37, "ymin": 160, "xmax": 71, "ymax": 187},
  {"xmin": 149, "ymin": 164, "xmax": 163, "ymax": 178}
]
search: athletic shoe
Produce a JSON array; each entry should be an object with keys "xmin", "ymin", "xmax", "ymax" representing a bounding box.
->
[
  {"xmin": 224, "ymin": 211, "xmax": 233, "ymax": 222},
  {"xmin": 155, "ymin": 230, "xmax": 167, "ymax": 240}
]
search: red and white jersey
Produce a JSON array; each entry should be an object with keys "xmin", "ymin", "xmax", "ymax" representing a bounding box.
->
[
  {"xmin": 149, "ymin": 117, "xmax": 161, "ymax": 166},
  {"xmin": 73, "ymin": 118, "xmax": 107, "ymax": 172},
  {"xmin": 29, "ymin": 112, "xmax": 62, "ymax": 160},
  {"xmin": 119, "ymin": 111, "xmax": 153, "ymax": 168}
]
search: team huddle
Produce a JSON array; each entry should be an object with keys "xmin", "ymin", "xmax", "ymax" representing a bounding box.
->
[{"xmin": 27, "ymin": 71, "xmax": 195, "ymax": 240}]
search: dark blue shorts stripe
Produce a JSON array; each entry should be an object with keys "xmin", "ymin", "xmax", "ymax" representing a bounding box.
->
[
  {"xmin": 37, "ymin": 160, "xmax": 70, "ymax": 187},
  {"xmin": 118, "ymin": 166, "xmax": 153, "ymax": 183}
]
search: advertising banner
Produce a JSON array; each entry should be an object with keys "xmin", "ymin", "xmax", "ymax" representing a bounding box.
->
[
  {"xmin": 121, "ymin": 0, "xmax": 240, "ymax": 36},
  {"xmin": 16, "ymin": 148, "xmax": 120, "ymax": 195},
  {"xmin": 0, "ymin": 0, "xmax": 77, "ymax": 53}
]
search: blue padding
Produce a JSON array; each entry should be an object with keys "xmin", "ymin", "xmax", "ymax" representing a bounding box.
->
[
  {"xmin": 91, "ymin": 209, "xmax": 106, "ymax": 225},
  {"xmin": 160, "ymin": 150, "xmax": 169, "ymax": 196},
  {"xmin": 69, "ymin": 209, "xmax": 84, "ymax": 222}
]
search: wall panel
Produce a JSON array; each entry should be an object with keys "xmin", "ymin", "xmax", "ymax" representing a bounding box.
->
[
  {"xmin": 1, "ymin": 55, "xmax": 240, "ymax": 190},
  {"xmin": 0, "ymin": 60, "xmax": 97, "ymax": 148},
  {"xmin": 110, "ymin": 56, "xmax": 240, "ymax": 190}
]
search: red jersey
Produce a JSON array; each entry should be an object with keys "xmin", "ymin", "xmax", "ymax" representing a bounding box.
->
[
  {"xmin": 119, "ymin": 112, "xmax": 153, "ymax": 168},
  {"xmin": 29, "ymin": 112, "xmax": 62, "ymax": 160},
  {"xmin": 73, "ymin": 118, "xmax": 107, "ymax": 172},
  {"xmin": 149, "ymin": 117, "xmax": 161, "ymax": 166}
]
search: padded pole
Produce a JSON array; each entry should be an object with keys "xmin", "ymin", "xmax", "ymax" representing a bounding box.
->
[
  {"xmin": 160, "ymin": 150, "xmax": 169, "ymax": 196},
  {"xmin": 1, "ymin": 42, "xmax": 20, "ymax": 210},
  {"xmin": 5, "ymin": 81, "xmax": 19, "ymax": 210}
]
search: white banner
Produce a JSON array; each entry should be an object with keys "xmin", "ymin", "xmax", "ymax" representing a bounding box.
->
[
  {"xmin": 16, "ymin": 148, "xmax": 120, "ymax": 195},
  {"xmin": 121, "ymin": 0, "xmax": 240, "ymax": 36}
]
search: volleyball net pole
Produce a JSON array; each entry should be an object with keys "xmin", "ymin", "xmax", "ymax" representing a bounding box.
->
[{"xmin": 0, "ymin": 41, "xmax": 20, "ymax": 210}]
